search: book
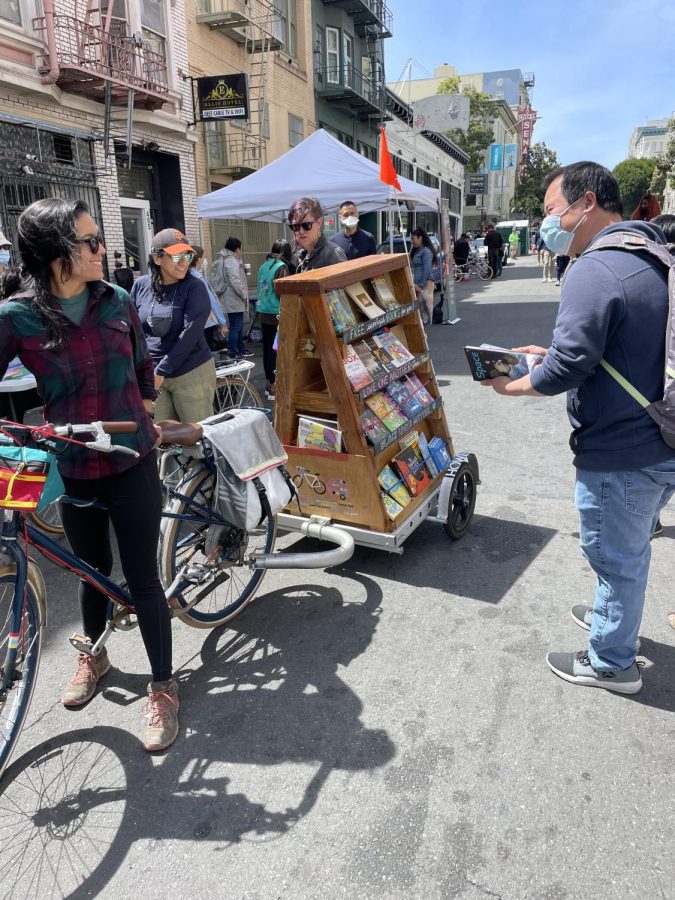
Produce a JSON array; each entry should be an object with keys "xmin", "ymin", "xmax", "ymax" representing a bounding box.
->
[
  {"xmin": 343, "ymin": 344, "xmax": 373, "ymax": 391},
  {"xmin": 464, "ymin": 344, "xmax": 543, "ymax": 381},
  {"xmin": 377, "ymin": 463, "xmax": 412, "ymax": 508},
  {"xmin": 391, "ymin": 444, "xmax": 431, "ymax": 497},
  {"xmin": 381, "ymin": 491, "xmax": 406, "ymax": 521},
  {"xmin": 364, "ymin": 392, "xmax": 408, "ymax": 432},
  {"xmin": 325, "ymin": 288, "xmax": 358, "ymax": 334},
  {"xmin": 404, "ymin": 373, "xmax": 434, "ymax": 407},
  {"xmin": 344, "ymin": 281, "xmax": 384, "ymax": 320},
  {"xmin": 363, "ymin": 335, "xmax": 398, "ymax": 373},
  {"xmin": 361, "ymin": 409, "xmax": 389, "ymax": 446},
  {"xmin": 372, "ymin": 329, "xmax": 415, "ymax": 367},
  {"xmin": 297, "ymin": 415, "xmax": 342, "ymax": 453},
  {"xmin": 385, "ymin": 378, "xmax": 423, "ymax": 418},
  {"xmin": 370, "ymin": 275, "xmax": 400, "ymax": 310},
  {"xmin": 354, "ymin": 340, "xmax": 388, "ymax": 379},
  {"xmin": 417, "ymin": 431, "xmax": 439, "ymax": 478},
  {"xmin": 428, "ymin": 436, "xmax": 451, "ymax": 472}
]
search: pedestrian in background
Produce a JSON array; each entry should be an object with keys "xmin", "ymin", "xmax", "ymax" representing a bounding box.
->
[
  {"xmin": 289, "ymin": 197, "xmax": 346, "ymax": 272},
  {"xmin": 410, "ymin": 226, "xmax": 436, "ymax": 324},
  {"xmin": 630, "ymin": 192, "xmax": 661, "ymax": 221},
  {"xmin": 483, "ymin": 161, "xmax": 675, "ymax": 696},
  {"xmin": 452, "ymin": 233, "xmax": 471, "ymax": 268},
  {"xmin": 112, "ymin": 251, "xmax": 134, "ymax": 293},
  {"xmin": 484, "ymin": 224, "xmax": 502, "ymax": 278},
  {"xmin": 330, "ymin": 201, "xmax": 377, "ymax": 260},
  {"xmin": 555, "ymin": 254, "xmax": 570, "ymax": 286},
  {"xmin": 541, "ymin": 241, "xmax": 556, "ymax": 283},
  {"xmin": 256, "ymin": 239, "xmax": 294, "ymax": 400},
  {"xmin": 189, "ymin": 245, "xmax": 228, "ymax": 352},
  {"xmin": 210, "ymin": 237, "xmax": 252, "ymax": 361},
  {"xmin": 131, "ymin": 228, "xmax": 216, "ymax": 423},
  {"xmin": 0, "ymin": 230, "xmax": 12, "ymax": 274},
  {"xmin": 508, "ymin": 228, "xmax": 520, "ymax": 259}
]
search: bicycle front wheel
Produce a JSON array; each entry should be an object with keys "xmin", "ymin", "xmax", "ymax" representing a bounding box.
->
[
  {"xmin": 159, "ymin": 465, "xmax": 276, "ymax": 628},
  {"xmin": 28, "ymin": 500, "xmax": 64, "ymax": 536},
  {"xmin": 0, "ymin": 571, "xmax": 43, "ymax": 781},
  {"xmin": 214, "ymin": 376, "xmax": 264, "ymax": 414},
  {"xmin": 478, "ymin": 264, "xmax": 493, "ymax": 281}
]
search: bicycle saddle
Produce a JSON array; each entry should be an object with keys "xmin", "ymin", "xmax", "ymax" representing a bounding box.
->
[{"xmin": 156, "ymin": 420, "xmax": 203, "ymax": 447}]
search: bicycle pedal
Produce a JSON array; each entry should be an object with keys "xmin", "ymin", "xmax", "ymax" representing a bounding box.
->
[{"xmin": 69, "ymin": 633, "xmax": 97, "ymax": 656}]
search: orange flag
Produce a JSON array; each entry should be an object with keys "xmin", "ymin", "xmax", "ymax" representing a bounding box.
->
[{"xmin": 379, "ymin": 127, "xmax": 401, "ymax": 191}]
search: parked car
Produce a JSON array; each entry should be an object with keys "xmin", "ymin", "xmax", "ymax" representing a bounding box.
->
[
  {"xmin": 471, "ymin": 237, "xmax": 488, "ymax": 260},
  {"xmin": 377, "ymin": 233, "xmax": 444, "ymax": 290}
]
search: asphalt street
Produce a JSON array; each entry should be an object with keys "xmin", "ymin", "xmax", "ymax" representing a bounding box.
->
[{"xmin": 1, "ymin": 255, "xmax": 673, "ymax": 899}]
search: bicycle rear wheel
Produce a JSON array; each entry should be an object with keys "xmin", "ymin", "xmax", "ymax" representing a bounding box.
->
[
  {"xmin": 214, "ymin": 376, "xmax": 264, "ymax": 414},
  {"xmin": 0, "ymin": 571, "xmax": 43, "ymax": 780},
  {"xmin": 159, "ymin": 464, "xmax": 276, "ymax": 628}
]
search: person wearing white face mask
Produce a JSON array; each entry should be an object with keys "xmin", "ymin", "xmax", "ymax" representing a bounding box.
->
[
  {"xmin": 0, "ymin": 230, "xmax": 11, "ymax": 273},
  {"xmin": 481, "ymin": 161, "xmax": 675, "ymax": 697},
  {"xmin": 330, "ymin": 201, "xmax": 377, "ymax": 261}
]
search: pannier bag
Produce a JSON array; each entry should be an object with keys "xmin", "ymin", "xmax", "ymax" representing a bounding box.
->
[
  {"xmin": 0, "ymin": 446, "xmax": 51, "ymax": 510},
  {"xmin": 201, "ymin": 409, "xmax": 296, "ymax": 531}
]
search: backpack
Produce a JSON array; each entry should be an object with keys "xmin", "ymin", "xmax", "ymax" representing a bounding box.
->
[
  {"xmin": 256, "ymin": 258, "xmax": 286, "ymax": 315},
  {"xmin": 200, "ymin": 409, "xmax": 297, "ymax": 531},
  {"xmin": 577, "ymin": 230, "xmax": 675, "ymax": 449}
]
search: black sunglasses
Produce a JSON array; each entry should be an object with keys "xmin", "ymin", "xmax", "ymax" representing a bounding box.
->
[
  {"xmin": 75, "ymin": 235, "xmax": 105, "ymax": 254},
  {"xmin": 289, "ymin": 220, "xmax": 316, "ymax": 233}
]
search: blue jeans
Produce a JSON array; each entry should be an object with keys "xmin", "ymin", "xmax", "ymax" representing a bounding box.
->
[
  {"xmin": 227, "ymin": 311, "xmax": 246, "ymax": 357},
  {"xmin": 576, "ymin": 459, "xmax": 675, "ymax": 671}
]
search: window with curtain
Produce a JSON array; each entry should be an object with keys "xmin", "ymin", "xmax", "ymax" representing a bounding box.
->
[
  {"xmin": 273, "ymin": 0, "xmax": 297, "ymax": 58},
  {"xmin": 141, "ymin": 0, "xmax": 166, "ymax": 72},
  {"xmin": 0, "ymin": 0, "xmax": 21, "ymax": 25}
]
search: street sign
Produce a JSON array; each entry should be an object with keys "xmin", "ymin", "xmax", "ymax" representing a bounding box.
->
[{"xmin": 467, "ymin": 174, "xmax": 488, "ymax": 195}]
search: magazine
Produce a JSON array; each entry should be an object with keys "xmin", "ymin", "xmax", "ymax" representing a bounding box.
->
[
  {"xmin": 391, "ymin": 445, "xmax": 431, "ymax": 497},
  {"xmin": 365, "ymin": 392, "xmax": 408, "ymax": 432},
  {"xmin": 372, "ymin": 329, "xmax": 415, "ymax": 367},
  {"xmin": 385, "ymin": 378, "xmax": 423, "ymax": 418},
  {"xmin": 464, "ymin": 344, "xmax": 543, "ymax": 381},
  {"xmin": 344, "ymin": 282, "xmax": 384, "ymax": 320},
  {"xmin": 354, "ymin": 340, "xmax": 388, "ymax": 379},
  {"xmin": 325, "ymin": 288, "xmax": 358, "ymax": 334},
  {"xmin": 381, "ymin": 492, "xmax": 406, "ymax": 521},
  {"xmin": 361, "ymin": 409, "xmax": 390, "ymax": 446},
  {"xmin": 370, "ymin": 275, "xmax": 399, "ymax": 310},
  {"xmin": 404, "ymin": 373, "xmax": 434, "ymax": 407},
  {"xmin": 343, "ymin": 345, "xmax": 373, "ymax": 391},
  {"xmin": 377, "ymin": 464, "xmax": 412, "ymax": 508},
  {"xmin": 297, "ymin": 415, "xmax": 342, "ymax": 453}
]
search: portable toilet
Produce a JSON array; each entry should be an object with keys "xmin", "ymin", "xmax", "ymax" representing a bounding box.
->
[{"xmin": 496, "ymin": 219, "xmax": 530, "ymax": 256}]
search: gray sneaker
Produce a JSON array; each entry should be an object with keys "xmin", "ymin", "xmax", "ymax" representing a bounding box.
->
[
  {"xmin": 62, "ymin": 647, "xmax": 111, "ymax": 707},
  {"xmin": 547, "ymin": 650, "xmax": 642, "ymax": 694},
  {"xmin": 571, "ymin": 605, "xmax": 641, "ymax": 649},
  {"xmin": 142, "ymin": 678, "xmax": 179, "ymax": 752}
]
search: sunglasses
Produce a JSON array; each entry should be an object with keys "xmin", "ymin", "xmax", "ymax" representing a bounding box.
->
[
  {"xmin": 161, "ymin": 250, "xmax": 194, "ymax": 264},
  {"xmin": 289, "ymin": 220, "xmax": 316, "ymax": 233},
  {"xmin": 75, "ymin": 235, "xmax": 105, "ymax": 254}
]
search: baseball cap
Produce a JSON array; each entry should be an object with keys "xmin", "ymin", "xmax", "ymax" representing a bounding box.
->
[
  {"xmin": 151, "ymin": 228, "xmax": 194, "ymax": 255},
  {"xmin": 0, "ymin": 230, "xmax": 11, "ymax": 249}
]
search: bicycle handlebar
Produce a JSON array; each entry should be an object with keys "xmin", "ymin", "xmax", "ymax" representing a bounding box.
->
[{"xmin": 52, "ymin": 421, "xmax": 138, "ymax": 436}]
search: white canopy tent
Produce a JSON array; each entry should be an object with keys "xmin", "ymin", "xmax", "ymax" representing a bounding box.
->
[{"xmin": 196, "ymin": 128, "xmax": 440, "ymax": 222}]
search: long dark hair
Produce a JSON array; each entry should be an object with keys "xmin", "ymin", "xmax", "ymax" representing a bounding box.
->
[
  {"xmin": 410, "ymin": 226, "xmax": 438, "ymax": 264},
  {"xmin": 11, "ymin": 197, "xmax": 91, "ymax": 349}
]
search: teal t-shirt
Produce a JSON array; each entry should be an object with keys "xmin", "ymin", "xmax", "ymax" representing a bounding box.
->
[{"xmin": 57, "ymin": 287, "xmax": 90, "ymax": 325}]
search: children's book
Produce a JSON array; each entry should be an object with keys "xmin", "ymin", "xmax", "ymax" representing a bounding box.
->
[
  {"xmin": 464, "ymin": 344, "xmax": 543, "ymax": 381},
  {"xmin": 370, "ymin": 275, "xmax": 399, "ymax": 310},
  {"xmin": 372, "ymin": 329, "xmax": 415, "ymax": 366},
  {"xmin": 361, "ymin": 409, "xmax": 389, "ymax": 446},
  {"xmin": 391, "ymin": 444, "xmax": 431, "ymax": 497},
  {"xmin": 365, "ymin": 392, "xmax": 408, "ymax": 432},
  {"xmin": 377, "ymin": 463, "xmax": 412, "ymax": 508},
  {"xmin": 354, "ymin": 340, "xmax": 388, "ymax": 379},
  {"xmin": 343, "ymin": 344, "xmax": 373, "ymax": 391},
  {"xmin": 417, "ymin": 431, "xmax": 439, "ymax": 478},
  {"xmin": 428, "ymin": 436, "xmax": 451, "ymax": 472},
  {"xmin": 325, "ymin": 288, "xmax": 358, "ymax": 334},
  {"xmin": 344, "ymin": 282, "xmax": 384, "ymax": 320},
  {"xmin": 385, "ymin": 378, "xmax": 423, "ymax": 418},
  {"xmin": 381, "ymin": 492, "xmax": 405, "ymax": 521},
  {"xmin": 297, "ymin": 415, "xmax": 342, "ymax": 453},
  {"xmin": 404, "ymin": 373, "xmax": 434, "ymax": 407}
]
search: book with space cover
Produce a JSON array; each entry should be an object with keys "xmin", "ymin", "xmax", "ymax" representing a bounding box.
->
[
  {"xmin": 354, "ymin": 340, "xmax": 388, "ymax": 379},
  {"xmin": 325, "ymin": 288, "xmax": 358, "ymax": 334},
  {"xmin": 404, "ymin": 373, "xmax": 434, "ymax": 407},
  {"xmin": 361, "ymin": 409, "xmax": 390, "ymax": 446},
  {"xmin": 464, "ymin": 344, "xmax": 543, "ymax": 381},
  {"xmin": 364, "ymin": 392, "xmax": 408, "ymax": 432},
  {"xmin": 391, "ymin": 444, "xmax": 431, "ymax": 497},
  {"xmin": 371, "ymin": 329, "xmax": 415, "ymax": 367},
  {"xmin": 344, "ymin": 282, "xmax": 384, "ymax": 320},
  {"xmin": 377, "ymin": 463, "xmax": 412, "ymax": 508},
  {"xmin": 370, "ymin": 275, "xmax": 400, "ymax": 310},
  {"xmin": 385, "ymin": 378, "xmax": 423, "ymax": 418},
  {"xmin": 343, "ymin": 345, "xmax": 373, "ymax": 391},
  {"xmin": 297, "ymin": 415, "xmax": 342, "ymax": 453}
]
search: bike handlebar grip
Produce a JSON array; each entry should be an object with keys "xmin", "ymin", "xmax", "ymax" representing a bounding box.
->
[{"xmin": 101, "ymin": 422, "xmax": 139, "ymax": 434}]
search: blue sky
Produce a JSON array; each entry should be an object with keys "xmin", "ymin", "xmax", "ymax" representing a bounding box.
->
[{"xmin": 384, "ymin": 0, "xmax": 674, "ymax": 170}]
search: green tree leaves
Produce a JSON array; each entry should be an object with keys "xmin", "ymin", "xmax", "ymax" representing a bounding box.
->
[
  {"xmin": 612, "ymin": 157, "xmax": 657, "ymax": 217},
  {"xmin": 512, "ymin": 142, "xmax": 560, "ymax": 221}
]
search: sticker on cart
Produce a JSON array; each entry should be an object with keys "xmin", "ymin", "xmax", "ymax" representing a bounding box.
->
[{"xmin": 326, "ymin": 478, "xmax": 349, "ymax": 501}]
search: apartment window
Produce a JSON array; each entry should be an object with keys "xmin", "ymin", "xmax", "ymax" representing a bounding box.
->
[
  {"xmin": 343, "ymin": 33, "xmax": 353, "ymax": 89},
  {"xmin": 288, "ymin": 114, "xmax": 303, "ymax": 148},
  {"xmin": 326, "ymin": 27, "xmax": 339, "ymax": 84},
  {"xmin": 100, "ymin": 0, "xmax": 128, "ymax": 38},
  {"xmin": 0, "ymin": 0, "xmax": 21, "ymax": 25},
  {"xmin": 141, "ymin": 0, "xmax": 167, "ymax": 77},
  {"xmin": 314, "ymin": 25, "xmax": 325, "ymax": 76},
  {"xmin": 273, "ymin": 0, "xmax": 297, "ymax": 58}
]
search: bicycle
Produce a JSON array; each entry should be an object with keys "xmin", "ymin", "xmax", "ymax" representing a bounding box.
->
[
  {"xmin": 213, "ymin": 355, "xmax": 264, "ymax": 414},
  {"xmin": 454, "ymin": 260, "xmax": 493, "ymax": 282},
  {"xmin": 0, "ymin": 416, "xmax": 353, "ymax": 780}
]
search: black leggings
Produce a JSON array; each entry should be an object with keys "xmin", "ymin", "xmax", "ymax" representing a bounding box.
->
[
  {"xmin": 261, "ymin": 320, "xmax": 278, "ymax": 384},
  {"xmin": 59, "ymin": 450, "xmax": 172, "ymax": 682}
]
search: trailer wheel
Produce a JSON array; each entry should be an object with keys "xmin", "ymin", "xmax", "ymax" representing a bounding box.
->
[{"xmin": 444, "ymin": 462, "xmax": 477, "ymax": 540}]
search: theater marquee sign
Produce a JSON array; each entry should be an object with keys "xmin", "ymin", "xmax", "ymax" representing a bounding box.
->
[{"xmin": 196, "ymin": 75, "xmax": 249, "ymax": 121}]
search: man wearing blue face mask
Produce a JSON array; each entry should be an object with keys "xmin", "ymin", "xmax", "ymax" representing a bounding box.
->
[
  {"xmin": 482, "ymin": 161, "xmax": 675, "ymax": 696},
  {"xmin": 0, "ymin": 230, "xmax": 11, "ymax": 273}
]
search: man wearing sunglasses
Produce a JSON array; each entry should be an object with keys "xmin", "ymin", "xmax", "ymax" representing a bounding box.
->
[{"xmin": 288, "ymin": 197, "xmax": 346, "ymax": 272}]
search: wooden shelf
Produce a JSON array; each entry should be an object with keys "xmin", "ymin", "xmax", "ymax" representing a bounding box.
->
[
  {"xmin": 342, "ymin": 298, "xmax": 423, "ymax": 344},
  {"xmin": 366, "ymin": 397, "xmax": 443, "ymax": 454},
  {"xmin": 355, "ymin": 351, "xmax": 431, "ymax": 401}
]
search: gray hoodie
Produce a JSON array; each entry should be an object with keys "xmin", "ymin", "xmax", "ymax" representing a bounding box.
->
[{"xmin": 210, "ymin": 248, "xmax": 248, "ymax": 314}]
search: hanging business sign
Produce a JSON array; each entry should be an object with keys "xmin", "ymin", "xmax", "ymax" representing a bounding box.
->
[
  {"xmin": 410, "ymin": 94, "xmax": 470, "ymax": 133},
  {"xmin": 467, "ymin": 174, "xmax": 488, "ymax": 195},
  {"xmin": 489, "ymin": 143, "xmax": 503, "ymax": 171},
  {"xmin": 516, "ymin": 106, "xmax": 537, "ymax": 167},
  {"xmin": 196, "ymin": 74, "xmax": 249, "ymax": 121}
]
